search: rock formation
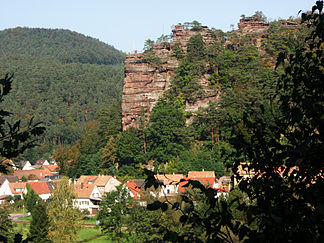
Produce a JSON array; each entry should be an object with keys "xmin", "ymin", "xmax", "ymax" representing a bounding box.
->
[
  {"xmin": 122, "ymin": 25, "xmax": 220, "ymax": 130},
  {"xmin": 122, "ymin": 19, "xmax": 298, "ymax": 130}
]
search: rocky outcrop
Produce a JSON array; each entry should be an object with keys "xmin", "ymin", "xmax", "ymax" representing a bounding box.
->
[
  {"xmin": 122, "ymin": 51, "xmax": 178, "ymax": 129},
  {"xmin": 238, "ymin": 17, "xmax": 269, "ymax": 33},
  {"xmin": 122, "ymin": 18, "xmax": 298, "ymax": 130},
  {"xmin": 122, "ymin": 25, "xmax": 219, "ymax": 130}
]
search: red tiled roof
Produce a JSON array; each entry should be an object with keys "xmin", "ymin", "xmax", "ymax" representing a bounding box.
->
[
  {"xmin": 178, "ymin": 177, "xmax": 217, "ymax": 193},
  {"xmin": 27, "ymin": 181, "xmax": 51, "ymax": 194},
  {"xmin": 94, "ymin": 175, "xmax": 113, "ymax": 187},
  {"xmin": 188, "ymin": 171, "xmax": 215, "ymax": 178},
  {"xmin": 125, "ymin": 181, "xmax": 143, "ymax": 200},
  {"xmin": 9, "ymin": 182, "xmax": 26, "ymax": 194},
  {"xmin": 77, "ymin": 175, "xmax": 98, "ymax": 184},
  {"xmin": 42, "ymin": 165, "xmax": 59, "ymax": 173},
  {"xmin": 74, "ymin": 183, "xmax": 96, "ymax": 199},
  {"xmin": 13, "ymin": 169, "xmax": 51, "ymax": 180},
  {"xmin": 155, "ymin": 174, "xmax": 184, "ymax": 185}
]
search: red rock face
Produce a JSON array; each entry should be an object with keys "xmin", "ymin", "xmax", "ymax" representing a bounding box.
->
[
  {"xmin": 122, "ymin": 52, "xmax": 177, "ymax": 130},
  {"xmin": 238, "ymin": 17, "xmax": 270, "ymax": 33},
  {"xmin": 122, "ymin": 25, "xmax": 220, "ymax": 130},
  {"xmin": 122, "ymin": 19, "xmax": 298, "ymax": 130}
]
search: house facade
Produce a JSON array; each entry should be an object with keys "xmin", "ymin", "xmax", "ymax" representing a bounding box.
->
[{"xmin": 74, "ymin": 183, "xmax": 101, "ymax": 215}]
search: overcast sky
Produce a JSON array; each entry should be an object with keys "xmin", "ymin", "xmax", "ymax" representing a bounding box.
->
[{"xmin": 1, "ymin": 0, "xmax": 315, "ymax": 53}]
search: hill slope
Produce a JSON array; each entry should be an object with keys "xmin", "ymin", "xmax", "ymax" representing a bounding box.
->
[
  {"xmin": 0, "ymin": 27, "xmax": 125, "ymax": 65},
  {"xmin": 0, "ymin": 27, "xmax": 125, "ymax": 162}
]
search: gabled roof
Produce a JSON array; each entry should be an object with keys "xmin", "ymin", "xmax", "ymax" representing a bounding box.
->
[
  {"xmin": 125, "ymin": 181, "xmax": 143, "ymax": 200},
  {"xmin": 77, "ymin": 175, "xmax": 98, "ymax": 184},
  {"xmin": 21, "ymin": 161, "xmax": 30, "ymax": 168},
  {"xmin": 9, "ymin": 182, "xmax": 26, "ymax": 194},
  {"xmin": 0, "ymin": 177, "xmax": 7, "ymax": 187},
  {"xmin": 155, "ymin": 174, "xmax": 184, "ymax": 185},
  {"xmin": 131, "ymin": 179, "xmax": 146, "ymax": 189},
  {"xmin": 13, "ymin": 169, "xmax": 52, "ymax": 180},
  {"xmin": 188, "ymin": 171, "xmax": 215, "ymax": 178},
  {"xmin": 94, "ymin": 175, "xmax": 113, "ymax": 187},
  {"xmin": 178, "ymin": 177, "xmax": 217, "ymax": 193},
  {"xmin": 74, "ymin": 183, "xmax": 98, "ymax": 199},
  {"xmin": 27, "ymin": 181, "xmax": 52, "ymax": 194},
  {"xmin": 0, "ymin": 176, "xmax": 19, "ymax": 186},
  {"xmin": 42, "ymin": 165, "xmax": 59, "ymax": 173},
  {"xmin": 34, "ymin": 159, "xmax": 47, "ymax": 166}
]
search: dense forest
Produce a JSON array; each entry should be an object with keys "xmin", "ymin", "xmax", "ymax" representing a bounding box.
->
[
  {"xmin": 53, "ymin": 13, "xmax": 311, "ymax": 179},
  {"xmin": 0, "ymin": 27, "xmax": 125, "ymax": 162}
]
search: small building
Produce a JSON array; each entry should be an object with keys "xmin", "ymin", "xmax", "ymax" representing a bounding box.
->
[
  {"xmin": 27, "ymin": 181, "xmax": 54, "ymax": 201},
  {"xmin": 41, "ymin": 164, "xmax": 59, "ymax": 175},
  {"xmin": 21, "ymin": 161, "xmax": 34, "ymax": 170},
  {"xmin": 155, "ymin": 174, "xmax": 184, "ymax": 197},
  {"xmin": 124, "ymin": 181, "xmax": 143, "ymax": 200},
  {"xmin": 34, "ymin": 159, "xmax": 49, "ymax": 167},
  {"xmin": 9, "ymin": 182, "xmax": 27, "ymax": 198},
  {"xmin": 14, "ymin": 169, "xmax": 52, "ymax": 181},
  {"xmin": 76, "ymin": 175, "xmax": 121, "ymax": 195},
  {"xmin": 74, "ymin": 183, "xmax": 101, "ymax": 215}
]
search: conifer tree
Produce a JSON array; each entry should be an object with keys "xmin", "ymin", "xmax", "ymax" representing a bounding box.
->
[
  {"xmin": 29, "ymin": 199, "xmax": 50, "ymax": 242},
  {"xmin": 23, "ymin": 184, "xmax": 41, "ymax": 213}
]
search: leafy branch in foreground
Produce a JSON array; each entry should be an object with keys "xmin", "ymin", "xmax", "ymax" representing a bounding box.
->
[{"xmin": 0, "ymin": 73, "xmax": 45, "ymax": 173}]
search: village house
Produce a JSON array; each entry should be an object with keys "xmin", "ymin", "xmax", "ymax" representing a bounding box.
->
[
  {"xmin": 155, "ymin": 174, "xmax": 184, "ymax": 197},
  {"xmin": 76, "ymin": 175, "xmax": 121, "ymax": 194},
  {"xmin": 34, "ymin": 158, "xmax": 50, "ymax": 167},
  {"xmin": 0, "ymin": 176, "xmax": 19, "ymax": 204},
  {"xmin": 41, "ymin": 164, "xmax": 59, "ymax": 175},
  {"xmin": 74, "ymin": 183, "xmax": 101, "ymax": 215},
  {"xmin": 124, "ymin": 181, "xmax": 143, "ymax": 200},
  {"xmin": 6, "ymin": 181, "xmax": 55, "ymax": 201},
  {"xmin": 13, "ymin": 169, "xmax": 52, "ymax": 181},
  {"xmin": 8, "ymin": 182, "xmax": 27, "ymax": 198},
  {"xmin": 27, "ymin": 181, "xmax": 55, "ymax": 201},
  {"xmin": 21, "ymin": 161, "xmax": 34, "ymax": 170}
]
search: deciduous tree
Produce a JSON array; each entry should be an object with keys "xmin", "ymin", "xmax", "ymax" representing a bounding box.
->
[{"xmin": 47, "ymin": 177, "xmax": 82, "ymax": 243}]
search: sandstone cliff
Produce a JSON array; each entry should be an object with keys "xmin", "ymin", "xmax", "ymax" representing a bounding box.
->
[{"xmin": 121, "ymin": 19, "xmax": 298, "ymax": 130}]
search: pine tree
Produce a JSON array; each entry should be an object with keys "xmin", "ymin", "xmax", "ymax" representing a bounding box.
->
[
  {"xmin": 29, "ymin": 199, "xmax": 50, "ymax": 242},
  {"xmin": 0, "ymin": 207, "xmax": 14, "ymax": 242},
  {"xmin": 23, "ymin": 184, "xmax": 41, "ymax": 213}
]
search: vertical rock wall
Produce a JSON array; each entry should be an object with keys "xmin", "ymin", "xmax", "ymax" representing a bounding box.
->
[
  {"xmin": 122, "ymin": 25, "xmax": 219, "ymax": 130},
  {"xmin": 121, "ymin": 19, "xmax": 298, "ymax": 130}
]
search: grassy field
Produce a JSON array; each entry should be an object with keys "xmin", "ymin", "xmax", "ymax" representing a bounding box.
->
[
  {"xmin": 11, "ymin": 222, "xmax": 109, "ymax": 242},
  {"xmin": 77, "ymin": 227, "xmax": 110, "ymax": 242}
]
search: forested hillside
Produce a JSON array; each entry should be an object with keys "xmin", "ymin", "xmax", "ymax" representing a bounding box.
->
[
  {"xmin": 53, "ymin": 14, "xmax": 311, "ymax": 178},
  {"xmin": 0, "ymin": 27, "xmax": 124, "ymax": 64},
  {"xmin": 0, "ymin": 27, "xmax": 125, "ymax": 162}
]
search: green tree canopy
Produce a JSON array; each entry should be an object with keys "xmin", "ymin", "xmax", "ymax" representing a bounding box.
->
[{"xmin": 47, "ymin": 177, "xmax": 82, "ymax": 242}]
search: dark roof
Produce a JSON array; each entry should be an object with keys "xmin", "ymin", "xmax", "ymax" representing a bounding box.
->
[
  {"xmin": 129, "ymin": 179, "xmax": 146, "ymax": 189},
  {"xmin": 0, "ymin": 176, "xmax": 19, "ymax": 185},
  {"xmin": 46, "ymin": 181, "xmax": 56, "ymax": 192},
  {"xmin": 35, "ymin": 159, "xmax": 46, "ymax": 166},
  {"xmin": 21, "ymin": 161, "xmax": 29, "ymax": 168}
]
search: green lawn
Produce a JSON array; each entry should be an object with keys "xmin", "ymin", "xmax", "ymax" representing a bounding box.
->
[
  {"xmin": 11, "ymin": 222, "xmax": 109, "ymax": 242},
  {"xmin": 18, "ymin": 215, "xmax": 32, "ymax": 221},
  {"xmin": 83, "ymin": 215, "xmax": 98, "ymax": 225},
  {"xmin": 77, "ymin": 227, "xmax": 111, "ymax": 242}
]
